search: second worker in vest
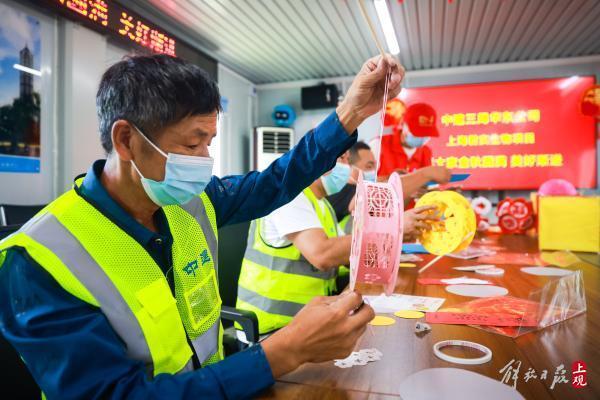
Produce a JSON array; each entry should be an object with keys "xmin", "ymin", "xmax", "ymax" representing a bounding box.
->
[
  {"xmin": 236, "ymin": 160, "xmax": 437, "ymax": 338},
  {"xmin": 328, "ymin": 141, "xmax": 451, "ymax": 236}
]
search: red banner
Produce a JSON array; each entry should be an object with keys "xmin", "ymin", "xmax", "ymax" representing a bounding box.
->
[{"xmin": 398, "ymin": 77, "xmax": 597, "ymax": 190}]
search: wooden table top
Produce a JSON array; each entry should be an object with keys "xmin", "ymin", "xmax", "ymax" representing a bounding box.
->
[{"xmin": 258, "ymin": 234, "xmax": 600, "ymax": 399}]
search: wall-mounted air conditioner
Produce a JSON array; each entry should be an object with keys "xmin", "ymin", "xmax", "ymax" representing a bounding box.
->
[{"xmin": 253, "ymin": 127, "xmax": 294, "ymax": 171}]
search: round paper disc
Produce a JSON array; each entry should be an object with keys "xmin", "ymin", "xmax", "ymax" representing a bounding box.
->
[
  {"xmin": 369, "ymin": 315, "xmax": 396, "ymax": 326},
  {"xmin": 520, "ymin": 266, "xmax": 574, "ymax": 277},
  {"xmin": 476, "ymin": 267, "xmax": 505, "ymax": 276},
  {"xmin": 394, "ymin": 310, "xmax": 425, "ymax": 319},
  {"xmin": 398, "ymin": 368, "xmax": 525, "ymax": 400},
  {"xmin": 446, "ymin": 284, "xmax": 508, "ymax": 298}
]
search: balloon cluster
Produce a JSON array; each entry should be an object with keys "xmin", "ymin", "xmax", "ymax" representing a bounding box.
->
[{"xmin": 471, "ymin": 196, "xmax": 492, "ymax": 232}]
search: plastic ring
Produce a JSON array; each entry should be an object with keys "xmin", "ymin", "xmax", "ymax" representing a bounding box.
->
[{"xmin": 433, "ymin": 340, "xmax": 492, "ymax": 365}]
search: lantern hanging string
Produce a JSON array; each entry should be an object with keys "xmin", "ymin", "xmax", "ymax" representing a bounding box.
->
[{"xmin": 358, "ymin": 0, "xmax": 392, "ymax": 179}]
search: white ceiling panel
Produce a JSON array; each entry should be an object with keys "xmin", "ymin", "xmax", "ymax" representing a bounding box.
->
[{"xmin": 128, "ymin": 0, "xmax": 600, "ymax": 83}]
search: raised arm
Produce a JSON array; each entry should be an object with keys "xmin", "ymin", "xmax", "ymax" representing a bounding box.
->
[{"xmin": 208, "ymin": 55, "xmax": 405, "ymax": 227}]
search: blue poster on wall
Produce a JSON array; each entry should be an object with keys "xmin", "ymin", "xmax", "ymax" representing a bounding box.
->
[{"xmin": 0, "ymin": 3, "xmax": 41, "ymax": 173}]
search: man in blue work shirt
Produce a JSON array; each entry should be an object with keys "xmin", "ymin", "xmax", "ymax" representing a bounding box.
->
[{"xmin": 0, "ymin": 54, "xmax": 404, "ymax": 399}]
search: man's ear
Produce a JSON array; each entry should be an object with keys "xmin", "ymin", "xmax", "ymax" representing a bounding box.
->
[
  {"xmin": 338, "ymin": 150, "xmax": 350, "ymax": 163},
  {"xmin": 111, "ymin": 120, "xmax": 135, "ymax": 162}
]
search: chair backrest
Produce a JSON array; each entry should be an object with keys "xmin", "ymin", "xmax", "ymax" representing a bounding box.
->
[
  {"xmin": 0, "ymin": 205, "xmax": 45, "ymax": 226},
  {"xmin": 217, "ymin": 221, "xmax": 250, "ymax": 308},
  {"xmin": 0, "ymin": 224, "xmax": 21, "ymax": 240},
  {"xmin": 0, "ymin": 333, "xmax": 39, "ymax": 398},
  {"xmin": 0, "ymin": 223, "xmax": 40, "ymax": 396}
]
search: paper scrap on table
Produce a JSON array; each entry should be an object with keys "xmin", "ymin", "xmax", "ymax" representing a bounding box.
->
[
  {"xmin": 414, "ymin": 321, "xmax": 431, "ymax": 333},
  {"xmin": 369, "ymin": 315, "xmax": 396, "ymax": 326},
  {"xmin": 477, "ymin": 252, "xmax": 549, "ymax": 266},
  {"xmin": 399, "ymin": 262, "xmax": 416, "ymax": 268},
  {"xmin": 426, "ymin": 173, "xmax": 470, "ymax": 187},
  {"xmin": 446, "ymin": 284, "xmax": 508, "ymax": 298},
  {"xmin": 395, "ymin": 310, "xmax": 425, "ymax": 319},
  {"xmin": 426, "ymin": 311, "xmax": 538, "ymax": 327},
  {"xmin": 402, "ymin": 243, "xmax": 428, "ymax": 254},
  {"xmin": 448, "ymin": 247, "xmax": 496, "ymax": 260},
  {"xmin": 364, "ymin": 294, "xmax": 446, "ymax": 314},
  {"xmin": 400, "ymin": 254, "xmax": 423, "ymax": 262},
  {"xmin": 476, "ymin": 267, "xmax": 505, "ymax": 276},
  {"xmin": 453, "ymin": 264, "xmax": 496, "ymax": 272},
  {"xmin": 418, "ymin": 277, "xmax": 491, "ymax": 286},
  {"xmin": 520, "ymin": 266, "xmax": 574, "ymax": 277},
  {"xmin": 334, "ymin": 348, "xmax": 382, "ymax": 368},
  {"xmin": 398, "ymin": 368, "xmax": 526, "ymax": 400}
]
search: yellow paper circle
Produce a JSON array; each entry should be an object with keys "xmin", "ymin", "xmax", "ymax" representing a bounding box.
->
[
  {"xmin": 415, "ymin": 191, "xmax": 476, "ymax": 255},
  {"xmin": 369, "ymin": 315, "xmax": 396, "ymax": 326},
  {"xmin": 394, "ymin": 310, "xmax": 425, "ymax": 319}
]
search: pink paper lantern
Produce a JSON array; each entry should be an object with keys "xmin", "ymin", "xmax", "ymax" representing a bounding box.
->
[{"xmin": 350, "ymin": 172, "xmax": 404, "ymax": 295}]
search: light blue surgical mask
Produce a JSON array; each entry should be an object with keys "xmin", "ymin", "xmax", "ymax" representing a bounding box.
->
[
  {"xmin": 131, "ymin": 125, "xmax": 214, "ymax": 207},
  {"xmin": 363, "ymin": 170, "xmax": 377, "ymax": 182},
  {"xmin": 321, "ymin": 163, "xmax": 351, "ymax": 195},
  {"xmin": 404, "ymin": 130, "xmax": 430, "ymax": 148}
]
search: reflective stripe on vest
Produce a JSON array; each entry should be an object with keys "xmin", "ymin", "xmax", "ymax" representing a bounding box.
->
[
  {"xmin": 0, "ymin": 187, "xmax": 223, "ymax": 376},
  {"xmin": 164, "ymin": 195, "xmax": 222, "ymax": 366},
  {"xmin": 236, "ymin": 188, "xmax": 339, "ymax": 333},
  {"xmin": 243, "ymin": 225, "xmax": 335, "ymax": 280},
  {"xmin": 25, "ymin": 212, "xmax": 155, "ymax": 376},
  {"xmin": 180, "ymin": 197, "xmax": 218, "ymax": 274},
  {"xmin": 237, "ymin": 286, "xmax": 304, "ymax": 318}
]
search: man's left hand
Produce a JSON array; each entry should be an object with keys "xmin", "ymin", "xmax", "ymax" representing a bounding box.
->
[
  {"xmin": 337, "ymin": 55, "xmax": 405, "ymax": 133},
  {"xmin": 403, "ymin": 205, "xmax": 438, "ymax": 239}
]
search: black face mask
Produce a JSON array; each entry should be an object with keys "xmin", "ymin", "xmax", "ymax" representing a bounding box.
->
[{"xmin": 326, "ymin": 183, "xmax": 357, "ymax": 222}]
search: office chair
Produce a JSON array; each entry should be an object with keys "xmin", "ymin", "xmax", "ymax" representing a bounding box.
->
[
  {"xmin": 217, "ymin": 221, "xmax": 259, "ymax": 355},
  {"xmin": 0, "ymin": 224, "xmax": 21, "ymax": 240},
  {"xmin": 0, "ymin": 224, "xmax": 39, "ymax": 398},
  {"xmin": 0, "ymin": 335, "xmax": 39, "ymax": 399},
  {"xmin": 0, "ymin": 204, "xmax": 45, "ymax": 226}
]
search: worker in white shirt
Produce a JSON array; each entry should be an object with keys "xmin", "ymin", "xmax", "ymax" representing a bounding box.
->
[{"xmin": 235, "ymin": 159, "xmax": 436, "ymax": 337}]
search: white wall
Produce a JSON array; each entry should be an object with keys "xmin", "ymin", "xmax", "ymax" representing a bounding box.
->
[
  {"xmin": 56, "ymin": 21, "xmax": 109, "ymax": 192},
  {"xmin": 217, "ymin": 64, "xmax": 256, "ymax": 174}
]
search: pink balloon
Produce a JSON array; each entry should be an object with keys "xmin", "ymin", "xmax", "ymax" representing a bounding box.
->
[{"xmin": 538, "ymin": 179, "xmax": 577, "ymax": 196}]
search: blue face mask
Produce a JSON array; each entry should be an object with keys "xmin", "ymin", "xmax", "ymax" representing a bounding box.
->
[
  {"xmin": 131, "ymin": 125, "xmax": 214, "ymax": 207},
  {"xmin": 363, "ymin": 170, "xmax": 377, "ymax": 182},
  {"xmin": 404, "ymin": 130, "xmax": 430, "ymax": 148},
  {"xmin": 321, "ymin": 163, "xmax": 351, "ymax": 195}
]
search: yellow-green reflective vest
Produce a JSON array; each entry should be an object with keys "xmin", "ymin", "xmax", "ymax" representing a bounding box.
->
[
  {"xmin": 339, "ymin": 214, "xmax": 353, "ymax": 235},
  {"xmin": 0, "ymin": 178, "xmax": 224, "ymax": 378},
  {"xmin": 236, "ymin": 188, "xmax": 339, "ymax": 334}
]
